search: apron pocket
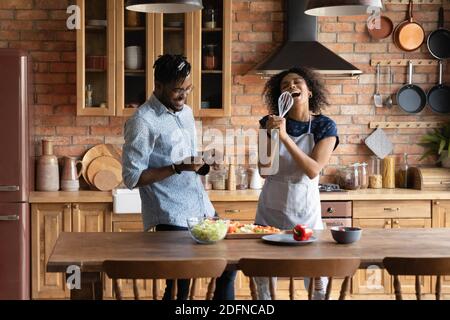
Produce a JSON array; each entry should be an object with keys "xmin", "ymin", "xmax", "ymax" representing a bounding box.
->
[{"xmin": 262, "ymin": 179, "xmax": 308, "ymax": 216}]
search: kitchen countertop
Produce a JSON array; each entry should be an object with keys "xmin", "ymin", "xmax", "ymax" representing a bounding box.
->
[{"xmin": 29, "ymin": 188, "xmax": 450, "ymax": 203}]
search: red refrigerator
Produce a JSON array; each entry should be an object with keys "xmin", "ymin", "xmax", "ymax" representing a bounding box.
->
[{"xmin": 0, "ymin": 49, "xmax": 32, "ymax": 300}]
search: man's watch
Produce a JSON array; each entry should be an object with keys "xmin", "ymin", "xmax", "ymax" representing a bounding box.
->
[{"xmin": 172, "ymin": 163, "xmax": 182, "ymax": 174}]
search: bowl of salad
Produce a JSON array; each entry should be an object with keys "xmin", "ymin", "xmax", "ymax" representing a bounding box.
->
[{"xmin": 187, "ymin": 217, "xmax": 229, "ymax": 244}]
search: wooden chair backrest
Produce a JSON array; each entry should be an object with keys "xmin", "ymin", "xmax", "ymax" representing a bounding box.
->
[
  {"xmin": 103, "ymin": 259, "xmax": 227, "ymax": 300},
  {"xmin": 383, "ymin": 257, "xmax": 450, "ymax": 300},
  {"xmin": 239, "ymin": 258, "xmax": 361, "ymax": 300}
]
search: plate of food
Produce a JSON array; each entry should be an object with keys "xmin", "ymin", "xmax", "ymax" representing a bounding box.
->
[
  {"xmin": 225, "ymin": 221, "xmax": 282, "ymax": 239},
  {"xmin": 262, "ymin": 224, "xmax": 316, "ymax": 246}
]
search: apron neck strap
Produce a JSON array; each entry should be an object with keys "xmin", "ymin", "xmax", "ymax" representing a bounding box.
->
[{"xmin": 308, "ymin": 115, "xmax": 312, "ymax": 134}]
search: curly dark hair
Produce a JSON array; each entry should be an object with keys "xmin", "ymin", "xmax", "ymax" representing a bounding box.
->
[
  {"xmin": 153, "ymin": 54, "xmax": 191, "ymax": 85},
  {"xmin": 262, "ymin": 67, "xmax": 329, "ymax": 115}
]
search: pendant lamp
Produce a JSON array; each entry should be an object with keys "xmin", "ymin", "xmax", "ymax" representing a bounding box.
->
[
  {"xmin": 305, "ymin": 0, "xmax": 383, "ymax": 16},
  {"xmin": 126, "ymin": 0, "xmax": 203, "ymax": 13}
]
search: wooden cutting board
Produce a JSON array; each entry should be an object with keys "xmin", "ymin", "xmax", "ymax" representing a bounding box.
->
[
  {"xmin": 86, "ymin": 156, "xmax": 122, "ymax": 189},
  {"xmin": 81, "ymin": 144, "xmax": 122, "ymax": 187},
  {"xmin": 93, "ymin": 170, "xmax": 121, "ymax": 191}
]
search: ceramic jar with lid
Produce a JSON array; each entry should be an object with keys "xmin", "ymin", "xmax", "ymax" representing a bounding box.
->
[{"xmin": 36, "ymin": 140, "xmax": 59, "ymax": 191}]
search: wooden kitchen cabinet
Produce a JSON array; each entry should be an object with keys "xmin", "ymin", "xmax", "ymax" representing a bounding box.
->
[
  {"xmin": 432, "ymin": 201, "xmax": 450, "ymax": 296},
  {"xmin": 77, "ymin": 0, "xmax": 231, "ymax": 117},
  {"xmin": 32, "ymin": 202, "xmax": 111, "ymax": 299},
  {"xmin": 191, "ymin": 0, "xmax": 232, "ymax": 117},
  {"xmin": 76, "ymin": 0, "xmax": 116, "ymax": 116},
  {"xmin": 353, "ymin": 200, "xmax": 432, "ymax": 296}
]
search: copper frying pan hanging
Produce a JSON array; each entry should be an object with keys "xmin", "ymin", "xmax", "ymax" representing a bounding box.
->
[{"xmin": 393, "ymin": 0, "xmax": 425, "ymax": 52}]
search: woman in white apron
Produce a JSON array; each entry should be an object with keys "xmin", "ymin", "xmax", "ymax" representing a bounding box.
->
[{"xmin": 256, "ymin": 67, "xmax": 339, "ymax": 300}]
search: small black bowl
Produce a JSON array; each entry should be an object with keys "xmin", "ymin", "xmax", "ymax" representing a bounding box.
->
[{"xmin": 331, "ymin": 227, "xmax": 362, "ymax": 244}]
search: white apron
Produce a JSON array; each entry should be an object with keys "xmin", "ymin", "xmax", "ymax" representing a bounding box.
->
[{"xmin": 255, "ymin": 117, "xmax": 323, "ymax": 231}]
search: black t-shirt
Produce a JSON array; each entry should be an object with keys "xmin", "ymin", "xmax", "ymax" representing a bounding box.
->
[{"xmin": 259, "ymin": 114, "xmax": 339, "ymax": 150}]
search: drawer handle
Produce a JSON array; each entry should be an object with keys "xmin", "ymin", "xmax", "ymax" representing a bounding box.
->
[
  {"xmin": 225, "ymin": 209, "xmax": 240, "ymax": 213},
  {"xmin": 384, "ymin": 208, "xmax": 399, "ymax": 212},
  {"xmin": 0, "ymin": 185, "xmax": 19, "ymax": 192},
  {"xmin": 327, "ymin": 207, "xmax": 335, "ymax": 214},
  {"xmin": 440, "ymin": 181, "xmax": 450, "ymax": 185},
  {"xmin": 0, "ymin": 215, "xmax": 19, "ymax": 221}
]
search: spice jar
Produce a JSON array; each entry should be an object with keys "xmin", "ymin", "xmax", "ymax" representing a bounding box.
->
[
  {"xmin": 382, "ymin": 156, "xmax": 396, "ymax": 189},
  {"xmin": 395, "ymin": 153, "xmax": 409, "ymax": 188},
  {"xmin": 85, "ymin": 84, "xmax": 93, "ymax": 107},
  {"xmin": 203, "ymin": 44, "xmax": 218, "ymax": 70},
  {"xmin": 368, "ymin": 156, "xmax": 382, "ymax": 189},
  {"xmin": 203, "ymin": 7, "xmax": 217, "ymax": 29},
  {"xmin": 359, "ymin": 162, "xmax": 368, "ymax": 189},
  {"xmin": 236, "ymin": 166, "xmax": 248, "ymax": 190}
]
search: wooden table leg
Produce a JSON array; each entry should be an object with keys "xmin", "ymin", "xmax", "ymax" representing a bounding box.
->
[{"xmin": 68, "ymin": 272, "xmax": 103, "ymax": 300}]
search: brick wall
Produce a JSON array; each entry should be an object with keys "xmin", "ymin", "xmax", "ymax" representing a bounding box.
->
[{"xmin": 1, "ymin": 0, "xmax": 449, "ymax": 184}]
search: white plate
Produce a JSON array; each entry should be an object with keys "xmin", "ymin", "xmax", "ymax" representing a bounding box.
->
[{"xmin": 262, "ymin": 234, "xmax": 317, "ymax": 246}]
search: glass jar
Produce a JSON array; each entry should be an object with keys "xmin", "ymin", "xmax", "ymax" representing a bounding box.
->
[
  {"xmin": 235, "ymin": 166, "xmax": 248, "ymax": 190},
  {"xmin": 368, "ymin": 156, "xmax": 382, "ymax": 189},
  {"xmin": 203, "ymin": 44, "xmax": 218, "ymax": 70},
  {"xmin": 201, "ymin": 174, "xmax": 212, "ymax": 190},
  {"xmin": 359, "ymin": 162, "xmax": 368, "ymax": 189},
  {"xmin": 210, "ymin": 170, "xmax": 227, "ymax": 190},
  {"xmin": 396, "ymin": 153, "xmax": 409, "ymax": 188},
  {"xmin": 337, "ymin": 164, "xmax": 360, "ymax": 190},
  {"xmin": 203, "ymin": 7, "xmax": 217, "ymax": 29}
]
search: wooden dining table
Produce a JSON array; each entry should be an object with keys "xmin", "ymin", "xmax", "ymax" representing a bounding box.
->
[{"xmin": 47, "ymin": 228, "xmax": 450, "ymax": 300}]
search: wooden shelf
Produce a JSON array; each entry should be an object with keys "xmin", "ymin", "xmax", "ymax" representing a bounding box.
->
[
  {"xmin": 86, "ymin": 69, "xmax": 106, "ymax": 73},
  {"xmin": 202, "ymin": 70, "xmax": 222, "ymax": 74},
  {"xmin": 369, "ymin": 121, "xmax": 446, "ymax": 129},
  {"xmin": 163, "ymin": 27, "xmax": 183, "ymax": 32},
  {"xmin": 384, "ymin": 0, "xmax": 447, "ymax": 4},
  {"xmin": 125, "ymin": 27, "xmax": 145, "ymax": 31},
  {"xmin": 125, "ymin": 69, "xmax": 145, "ymax": 75},
  {"xmin": 371, "ymin": 59, "xmax": 439, "ymax": 67},
  {"xmin": 202, "ymin": 28, "xmax": 223, "ymax": 32},
  {"xmin": 86, "ymin": 26, "xmax": 107, "ymax": 32}
]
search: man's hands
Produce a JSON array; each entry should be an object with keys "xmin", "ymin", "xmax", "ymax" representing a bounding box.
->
[{"xmin": 174, "ymin": 156, "xmax": 205, "ymax": 173}]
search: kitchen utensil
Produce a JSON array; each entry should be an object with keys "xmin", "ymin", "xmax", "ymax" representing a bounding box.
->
[
  {"xmin": 93, "ymin": 170, "xmax": 121, "ymax": 191},
  {"xmin": 427, "ymin": 7, "xmax": 450, "ymax": 60},
  {"xmin": 81, "ymin": 144, "xmax": 122, "ymax": 187},
  {"xmin": 86, "ymin": 156, "xmax": 122, "ymax": 188},
  {"xmin": 61, "ymin": 157, "xmax": 83, "ymax": 191},
  {"xmin": 393, "ymin": 0, "xmax": 425, "ymax": 52},
  {"xmin": 364, "ymin": 128, "xmax": 393, "ymax": 159},
  {"xmin": 385, "ymin": 65, "xmax": 393, "ymax": 109},
  {"xmin": 374, "ymin": 63, "xmax": 383, "ymax": 108},
  {"xmin": 367, "ymin": 14, "xmax": 393, "ymax": 40},
  {"xmin": 396, "ymin": 61, "xmax": 427, "ymax": 114},
  {"xmin": 428, "ymin": 60, "xmax": 450, "ymax": 114},
  {"xmin": 261, "ymin": 234, "xmax": 317, "ymax": 246},
  {"xmin": 330, "ymin": 227, "xmax": 362, "ymax": 244},
  {"xmin": 278, "ymin": 91, "xmax": 294, "ymax": 117},
  {"xmin": 36, "ymin": 140, "xmax": 59, "ymax": 191},
  {"xmin": 125, "ymin": 46, "xmax": 143, "ymax": 70}
]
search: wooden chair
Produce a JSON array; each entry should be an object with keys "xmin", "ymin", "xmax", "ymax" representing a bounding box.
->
[
  {"xmin": 383, "ymin": 257, "xmax": 450, "ymax": 300},
  {"xmin": 103, "ymin": 259, "xmax": 227, "ymax": 300},
  {"xmin": 238, "ymin": 258, "xmax": 360, "ymax": 300}
]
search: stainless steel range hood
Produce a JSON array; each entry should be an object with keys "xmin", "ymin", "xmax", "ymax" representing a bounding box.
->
[{"xmin": 253, "ymin": 0, "xmax": 362, "ymax": 78}]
